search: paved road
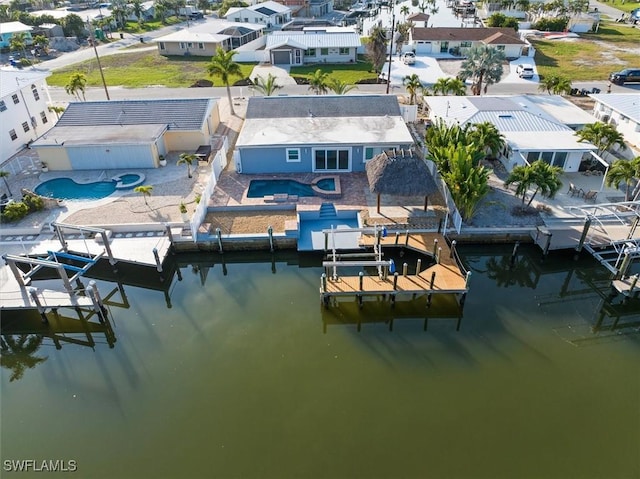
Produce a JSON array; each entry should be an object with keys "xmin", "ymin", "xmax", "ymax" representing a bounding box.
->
[{"xmin": 46, "ymin": 80, "xmax": 638, "ymax": 104}]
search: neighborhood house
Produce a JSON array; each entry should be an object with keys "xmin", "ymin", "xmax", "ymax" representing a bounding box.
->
[
  {"xmin": 31, "ymin": 98, "xmax": 220, "ymax": 170},
  {"xmin": 423, "ymin": 95, "xmax": 599, "ymax": 172},
  {"xmin": 154, "ymin": 21, "xmax": 264, "ymax": 56},
  {"xmin": 234, "ymin": 95, "xmax": 414, "ymax": 174},
  {"xmin": 266, "ymin": 27, "xmax": 361, "ymax": 65},
  {"xmin": 409, "ymin": 27, "xmax": 529, "ymax": 58},
  {"xmin": 0, "ymin": 69, "xmax": 54, "ymax": 163}
]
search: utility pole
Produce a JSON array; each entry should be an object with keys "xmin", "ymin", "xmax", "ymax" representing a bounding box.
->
[
  {"xmin": 87, "ymin": 17, "xmax": 110, "ymax": 100},
  {"xmin": 385, "ymin": 5, "xmax": 396, "ymax": 94}
]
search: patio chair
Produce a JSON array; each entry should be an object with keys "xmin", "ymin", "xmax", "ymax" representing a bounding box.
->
[
  {"xmin": 584, "ymin": 190, "xmax": 598, "ymax": 202},
  {"xmin": 568, "ymin": 183, "xmax": 583, "ymax": 197}
]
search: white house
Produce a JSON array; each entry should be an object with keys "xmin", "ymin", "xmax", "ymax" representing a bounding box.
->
[
  {"xmin": 424, "ymin": 95, "xmax": 598, "ymax": 172},
  {"xmin": 154, "ymin": 20, "xmax": 264, "ymax": 56},
  {"xmin": 0, "ymin": 69, "xmax": 54, "ymax": 164},
  {"xmin": 225, "ymin": 1, "xmax": 292, "ymax": 29},
  {"xmin": 589, "ymin": 93, "xmax": 640, "ymax": 154},
  {"xmin": 266, "ymin": 27, "xmax": 361, "ymax": 65}
]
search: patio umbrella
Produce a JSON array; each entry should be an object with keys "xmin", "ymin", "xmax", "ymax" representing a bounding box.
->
[{"xmin": 366, "ymin": 148, "xmax": 438, "ymax": 214}]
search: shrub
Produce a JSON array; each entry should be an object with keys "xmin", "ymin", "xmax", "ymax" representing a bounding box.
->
[
  {"xmin": 1, "ymin": 201, "xmax": 29, "ymax": 222},
  {"xmin": 532, "ymin": 17, "xmax": 568, "ymax": 32},
  {"xmin": 23, "ymin": 194, "xmax": 44, "ymax": 212}
]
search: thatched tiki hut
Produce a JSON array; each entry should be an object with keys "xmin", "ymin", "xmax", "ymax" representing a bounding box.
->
[{"xmin": 366, "ymin": 149, "xmax": 438, "ymax": 214}]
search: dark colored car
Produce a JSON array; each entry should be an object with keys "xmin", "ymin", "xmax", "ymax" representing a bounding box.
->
[{"xmin": 609, "ymin": 68, "xmax": 640, "ymax": 85}]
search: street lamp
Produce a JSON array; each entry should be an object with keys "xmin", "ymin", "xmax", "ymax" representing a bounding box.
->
[{"xmin": 385, "ymin": 6, "xmax": 396, "ymax": 94}]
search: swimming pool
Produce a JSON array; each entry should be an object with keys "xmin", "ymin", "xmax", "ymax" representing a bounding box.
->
[
  {"xmin": 247, "ymin": 178, "xmax": 336, "ymax": 198},
  {"xmin": 35, "ymin": 173, "xmax": 145, "ymax": 200}
]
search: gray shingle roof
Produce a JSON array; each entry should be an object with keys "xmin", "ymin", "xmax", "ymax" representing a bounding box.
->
[
  {"xmin": 56, "ymin": 98, "xmax": 214, "ymax": 131},
  {"xmin": 245, "ymin": 95, "xmax": 401, "ymax": 119}
]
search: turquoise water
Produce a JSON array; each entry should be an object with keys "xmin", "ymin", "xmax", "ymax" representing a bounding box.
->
[
  {"xmin": 1, "ymin": 245, "xmax": 639, "ymax": 479},
  {"xmin": 35, "ymin": 174, "xmax": 142, "ymax": 200},
  {"xmin": 247, "ymin": 178, "xmax": 336, "ymax": 198}
]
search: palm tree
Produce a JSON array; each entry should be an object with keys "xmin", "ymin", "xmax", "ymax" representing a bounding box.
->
[
  {"xmin": 307, "ymin": 69, "xmax": 329, "ymax": 95},
  {"xmin": 48, "ymin": 105, "xmax": 65, "ymax": 120},
  {"xmin": 0, "ymin": 170, "xmax": 12, "ymax": 196},
  {"xmin": 576, "ymin": 122, "xmax": 627, "ymax": 158},
  {"xmin": 538, "ymin": 74, "xmax": 572, "ymax": 95},
  {"xmin": 64, "ymin": 72, "xmax": 87, "ymax": 101},
  {"xmin": 458, "ymin": 45, "xmax": 506, "ymax": 96},
  {"xmin": 442, "ymin": 145, "xmax": 490, "ymax": 220},
  {"xmin": 467, "ymin": 122, "xmax": 505, "ymax": 159},
  {"xmin": 403, "ymin": 74, "xmax": 423, "ymax": 105},
  {"xmin": 250, "ymin": 73, "xmax": 283, "ymax": 96},
  {"xmin": 134, "ymin": 185, "xmax": 153, "ymax": 207},
  {"xmin": 207, "ymin": 47, "xmax": 242, "ymax": 117},
  {"xmin": 366, "ymin": 23, "xmax": 388, "ymax": 74},
  {"xmin": 327, "ymin": 78, "xmax": 356, "ymax": 95},
  {"xmin": 9, "ymin": 31, "xmax": 28, "ymax": 59},
  {"xmin": 504, "ymin": 160, "xmax": 563, "ymax": 207},
  {"xmin": 605, "ymin": 157, "xmax": 640, "ymax": 201},
  {"xmin": 178, "ymin": 153, "xmax": 198, "ymax": 179},
  {"xmin": 432, "ymin": 77, "xmax": 467, "ymax": 96}
]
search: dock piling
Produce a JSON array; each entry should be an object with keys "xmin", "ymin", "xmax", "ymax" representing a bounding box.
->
[
  {"xmin": 216, "ymin": 228, "xmax": 223, "ymax": 253},
  {"xmin": 267, "ymin": 225, "xmax": 274, "ymax": 252},
  {"xmin": 510, "ymin": 241, "xmax": 520, "ymax": 267},
  {"xmin": 28, "ymin": 287, "xmax": 48, "ymax": 323}
]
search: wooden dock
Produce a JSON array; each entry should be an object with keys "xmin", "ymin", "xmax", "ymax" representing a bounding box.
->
[{"xmin": 320, "ymin": 230, "xmax": 470, "ymax": 311}]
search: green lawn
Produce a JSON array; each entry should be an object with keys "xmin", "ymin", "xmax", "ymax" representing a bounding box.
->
[
  {"xmin": 532, "ymin": 22, "xmax": 640, "ymax": 81},
  {"xmin": 290, "ymin": 59, "xmax": 379, "ymax": 83},
  {"xmin": 47, "ymin": 51, "xmax": 256, "ymax": 88},
  {"xmin": 599, "ymin": 0, "xmax": 640, "ymax": 14}
]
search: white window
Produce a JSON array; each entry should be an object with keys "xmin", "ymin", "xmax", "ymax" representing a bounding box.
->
[
  {"xmin": 286, "ymin": 148, "xmax": 300, "ymax": 162},
  {"xmin": 0, "ymin": 100, "xmax": 6, "ymax": 112},
  {"xmin": 9, "ymin": 129, "xmax": 17, "ymax": 141},
  {"xmin": 314, "ymin": 149, "xmax": 350, "ymax": 171},
  {"xmin": 159, "ymin": 42, "xmax": 165, "ymax": 50},
  {"xmin": 40, "ymin": 111, "xmax": 48, "ymax": 124}
]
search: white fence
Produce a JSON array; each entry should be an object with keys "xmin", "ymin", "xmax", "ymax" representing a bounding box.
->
[
  {"xmin": 190, "ymin": 136, "xmax": 229, "ymax": 240},
  {"xmin": 426, "ymin": 159, "xmax": 463, "ymax": 234}
]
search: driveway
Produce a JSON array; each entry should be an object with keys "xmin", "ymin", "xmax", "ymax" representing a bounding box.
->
[
  {"xmin": 381, "ymin": 54, "xmax": 540, "ymax": 87},
  {"xmin": 249, "ymin": 64, "xmax": 298, "ymax": 86}
]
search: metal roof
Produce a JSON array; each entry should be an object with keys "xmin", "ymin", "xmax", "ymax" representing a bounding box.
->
[
  {"xmin": 0, "ymin": 21, "xmax": 32, "ymax": 34},
  {"xmin": 0, "ymin": 68, "xmax": 50, "ymax": 99},
  {"xmin": 56, "ymin": 98, "xmax": 215, "ymax": 131},
  {"xmin": 589, "ymin": 93, "xmax": 640, "ymax": 123},
  {"xmin": 266, "ymin": 30, "xmax": 361, "ymax": 49},
  {"xmin": 246, "ymin": 95, "xmax": 401, "ymax": 119}
]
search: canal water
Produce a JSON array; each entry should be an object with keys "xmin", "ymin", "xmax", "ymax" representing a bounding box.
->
[{"xmin": 1, "ymin": 245, "xmax": 639, "ymax": 479}]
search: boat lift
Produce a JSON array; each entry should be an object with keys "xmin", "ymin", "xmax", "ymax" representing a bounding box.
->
[{"xmin": 322, "ymin": 224, "xmax": 393, "ymax": 280}]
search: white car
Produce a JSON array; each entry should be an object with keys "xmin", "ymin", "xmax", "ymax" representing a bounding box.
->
[
  {"xmin": 516, "ymin": 64, "xmax": 535, "ymax": 78},
  {"xmin": 402, "ymin": 52, "xmax": 416, "ymax": 65}
]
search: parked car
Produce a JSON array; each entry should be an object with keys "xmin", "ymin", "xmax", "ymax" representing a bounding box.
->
[
  {"xmin": 402, "ymin": 52, "xmax": 416, "ymax": 65},
  {"xmin": 515, "ymin": 63, "xmax": 534, "ymax": 78},
  {"xmin": 609, "ymin": 68, "xmax": 640, "ymax": 85}
]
